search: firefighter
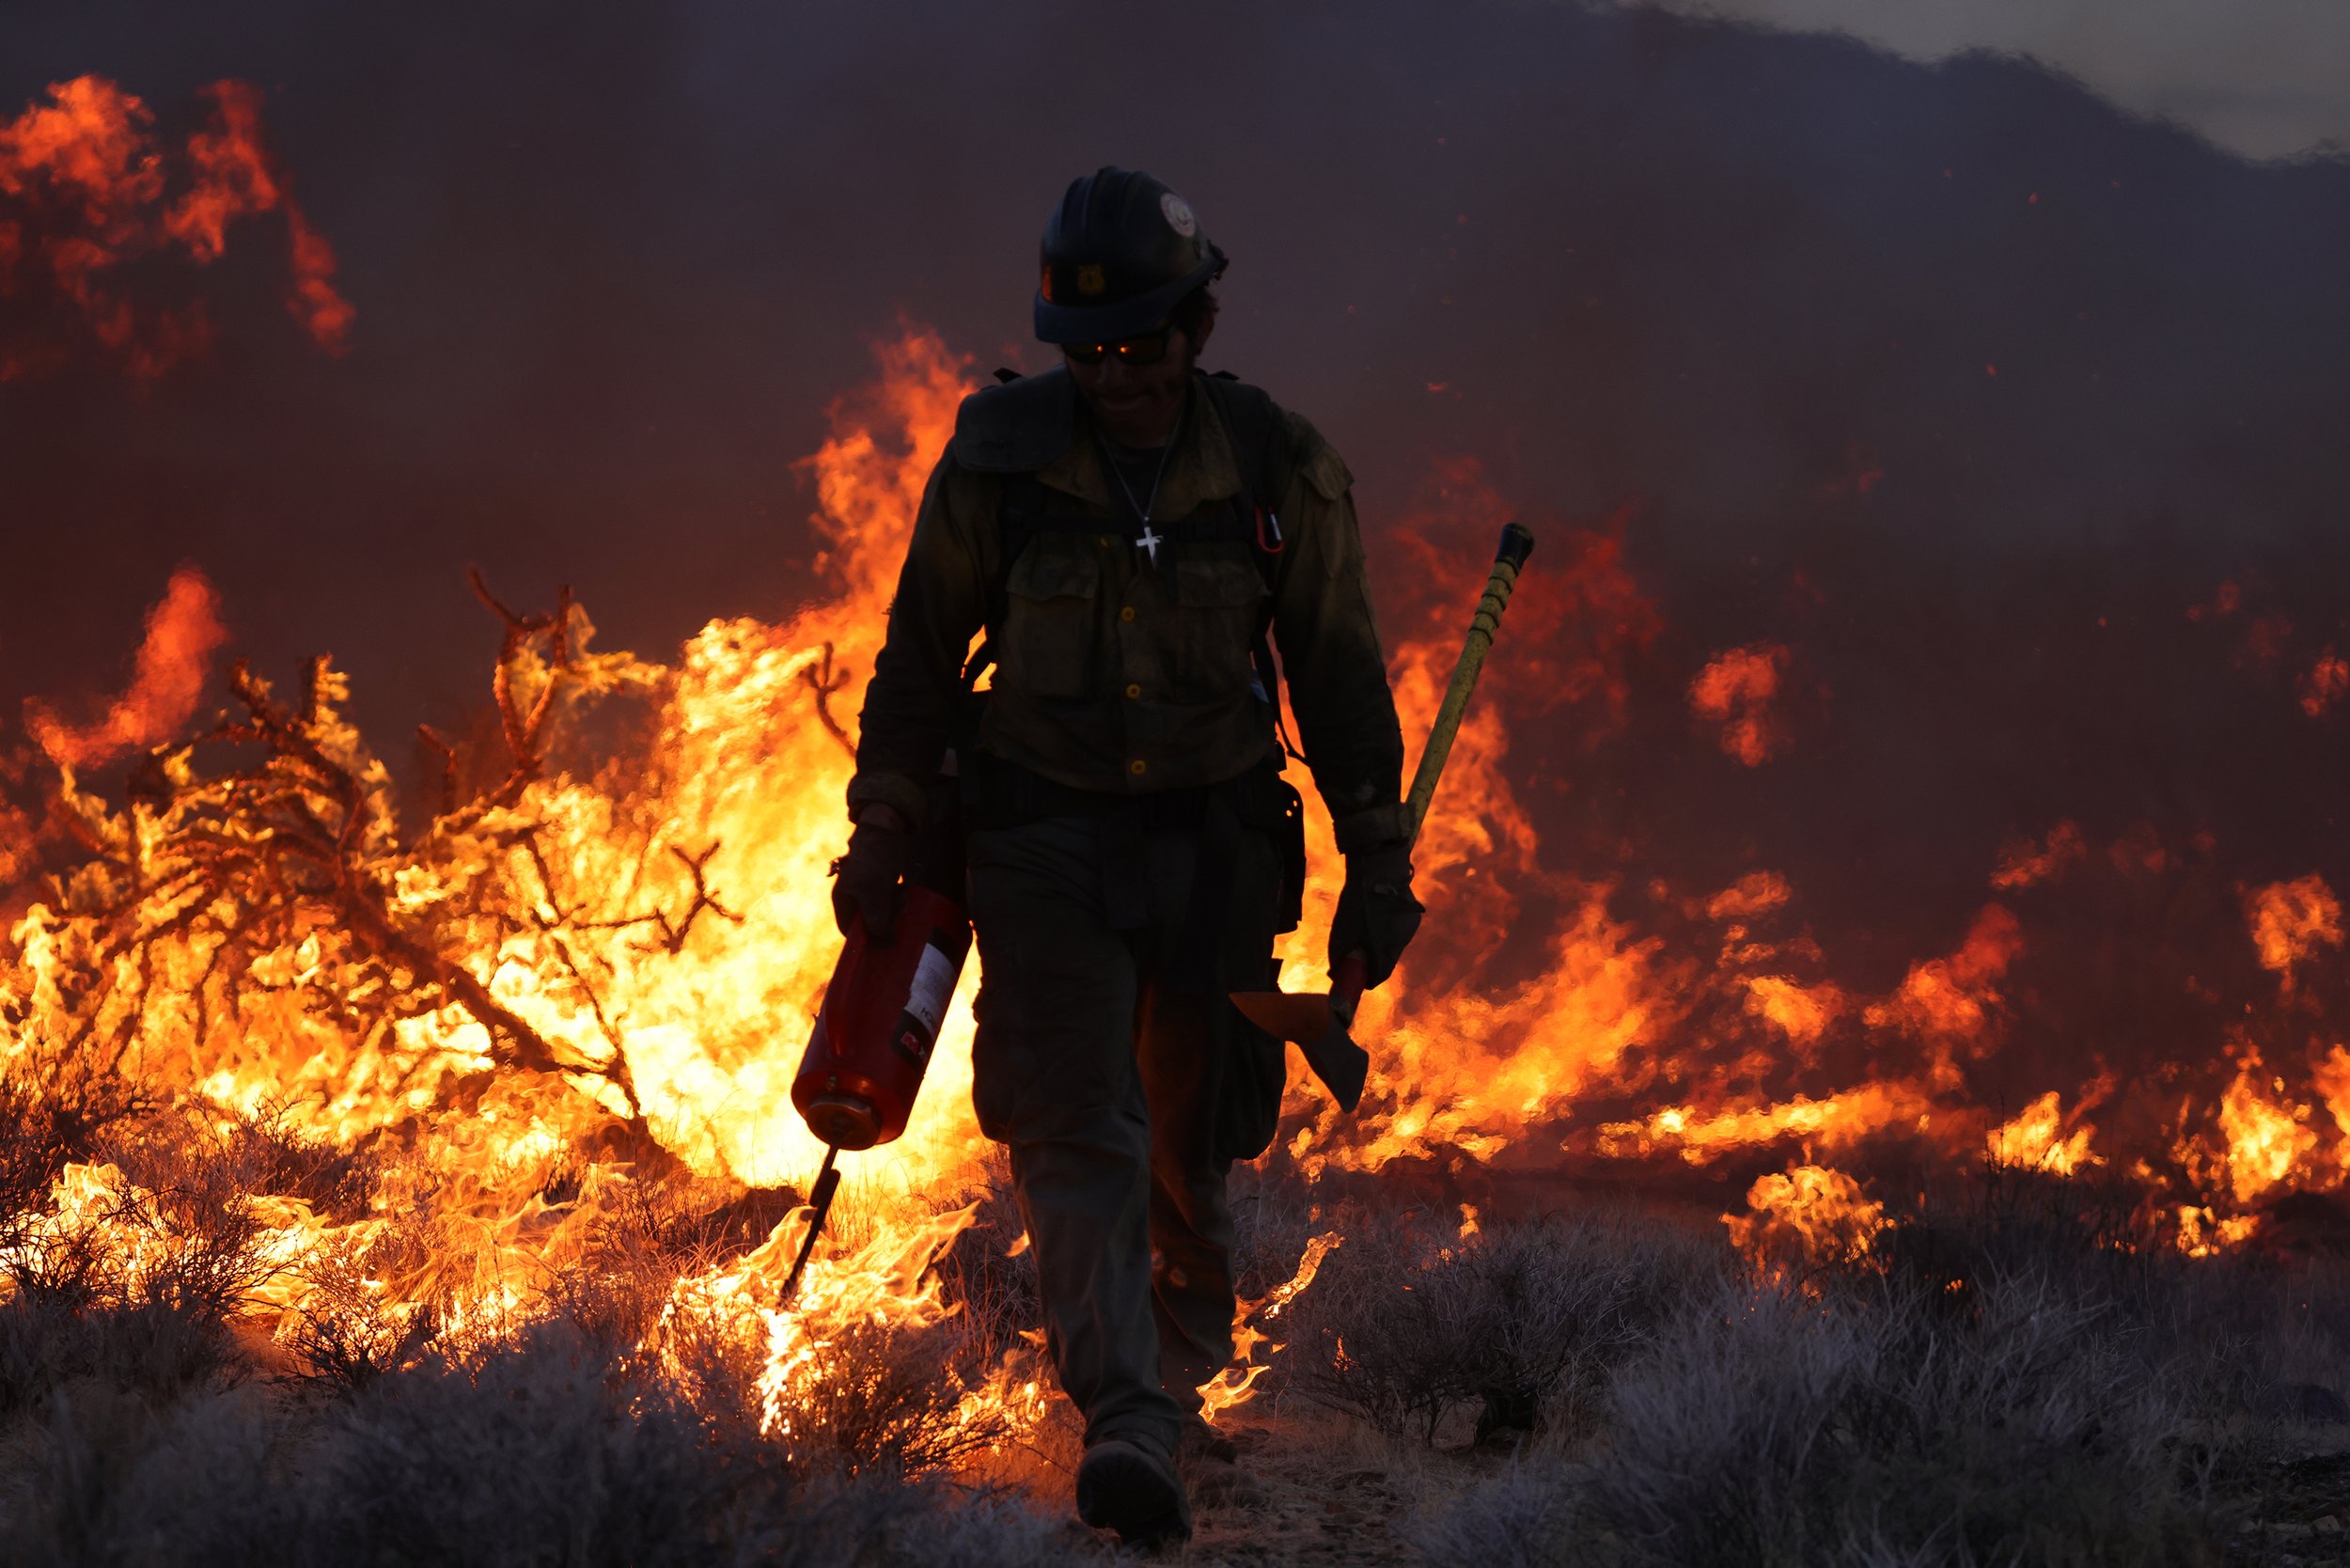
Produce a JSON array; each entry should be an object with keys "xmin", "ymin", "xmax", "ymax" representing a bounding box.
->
[{"xmin": 833, "ymin": 167, "xmax": 1419, "ymax": 1545}]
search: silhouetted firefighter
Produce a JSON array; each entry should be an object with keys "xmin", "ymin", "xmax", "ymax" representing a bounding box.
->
[{"xmin": 830, "ymin": 168, "xmax": 1421, "ymax": 1544}]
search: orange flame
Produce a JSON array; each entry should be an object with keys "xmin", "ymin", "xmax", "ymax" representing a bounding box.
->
[
  {"xmin": 1724, "ymin": 1164, "xmax": 1887, "ymax": 1273},
  {"xmin": 16, "ymin": 319, "xmax": 2350, "ymax": 1453},
  {"xmin": 1990, "ymin": 820, "xmax": 2087, "ymax": 890},
  {"xmin": 1689, "ymin": 642, "xmax": 1789, "ymax": 765},
  {"xmin": 0, "ymin": 76, "xmax": 350, "ymax": 376},
  {"xmin": 1987, "ymin": 1090, "xmax": 2100, "ymax": 1174},
  {"xmin": 2214, "ymin": 1052, "xmax": 2316, "ymax": 1205},
  {"xmin": 1743, "ymin": 974, "xmax": 1843, "ymax": 1048},
  {"xmin": 25, "ymin": 567, "xmax": 227, "ymax": 769},
  {"xmin": 2248, "ymin": 875, "xmax": 2342, "ymax": 981}
]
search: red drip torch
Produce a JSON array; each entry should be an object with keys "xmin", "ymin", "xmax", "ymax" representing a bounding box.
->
[{"xmin": 783, "ymin": 776, "xmax": 970, "ymax": 1296}]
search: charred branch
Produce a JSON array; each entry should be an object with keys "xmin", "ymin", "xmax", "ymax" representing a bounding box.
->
[
  {"xmin": 467, "ymin": 568, "xmax": 578, "ymax": 807},
  {"xmin": 801, "ymin": 642, "xmax": 855, "ymax": 759},
  {"xmin": 415, "ymin": 725, "xmax": 458, "ymax": 820}
]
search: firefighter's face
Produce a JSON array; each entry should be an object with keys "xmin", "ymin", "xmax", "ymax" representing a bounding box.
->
[{"xmin": 1064, "ymin": 317, "xmax": 1210, "ymax": 447}]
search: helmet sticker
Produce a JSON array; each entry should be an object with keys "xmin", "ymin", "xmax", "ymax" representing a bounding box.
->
[
  {"xmin": 1076, "ymin": 263, "xmax": 1107, "ymax": 296},
  {"xmin": 1160, "ymin": 192, "xmax": 1198, "ymax": 239}
]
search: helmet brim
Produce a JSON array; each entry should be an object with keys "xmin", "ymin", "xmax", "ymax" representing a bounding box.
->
[{"xmin": 1033, "ymin": 250, "xmax": 1226, "ymax": 345}]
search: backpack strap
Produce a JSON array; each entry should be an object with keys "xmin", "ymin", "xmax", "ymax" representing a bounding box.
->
[
  {"xmin": 1199, "ymin": 372, "xmax": 1293, "ymax": 599},
  {"xmin": 951, "ymin": 366, "xmax": 1076, "ymax": 474},
  {"xmin": 1199, "ymin": 373, "xmax": 1308, "ymax": 761}
]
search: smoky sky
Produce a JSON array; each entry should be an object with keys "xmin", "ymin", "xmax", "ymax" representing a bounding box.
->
[
  {"xmin": 1626, "ymin": 0, "xmax": 2350, "ymax": 161},
  {"xmin": 6, "ymin": 0, "xmax": 2349, "ymax": 933}
]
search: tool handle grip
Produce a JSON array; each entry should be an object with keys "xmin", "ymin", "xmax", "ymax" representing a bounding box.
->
[
  {"xmin": 1330, "ymin": 950, "xmax": 1368, "ymax": 1025},
  {"xmin": 1496, "ymin": 522, "xmax": 1536, "ymax": 572},
  {"xmin": 1403, "ymin": 524, "xmax": 1536, "ymax": 841}
]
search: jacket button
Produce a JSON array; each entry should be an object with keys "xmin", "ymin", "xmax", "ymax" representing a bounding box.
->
[
  {"xmin": 1125, "ymin": 683, "xmax": 1141, "ymax": 699},
  {"xmin": 1120, "ymin": 605, "xmax": 1137, "ymax": 622},
  {"xmin": 1128, "ymin": 759, "xmax": 1148, "ymax": 776}
]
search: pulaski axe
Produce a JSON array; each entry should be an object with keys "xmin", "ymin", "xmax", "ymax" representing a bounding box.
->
[{"xmin": 1232, "ymin": 522, "xmax": 1537, "ymax": 1111}]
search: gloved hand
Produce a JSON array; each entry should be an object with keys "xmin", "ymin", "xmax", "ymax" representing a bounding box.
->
[
  {"xmin": 830, "ymin": 813, "xmax": 912, "ymax": 941},
  {"xmin": 1330, "ymin": 839, "xmax": 1423, "ymax": 989}
]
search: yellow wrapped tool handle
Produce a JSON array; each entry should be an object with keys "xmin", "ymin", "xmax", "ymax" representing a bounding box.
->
[{"xmin": 1403, "ymin": 523, "xmax": 1536, "ymax": 840}]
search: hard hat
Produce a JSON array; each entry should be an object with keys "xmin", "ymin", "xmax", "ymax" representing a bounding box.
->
[{"xmin": 1034, "ymin": 166, "xmax": 1228, "ymax": 344}]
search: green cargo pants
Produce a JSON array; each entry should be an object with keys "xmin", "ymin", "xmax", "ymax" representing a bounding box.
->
[{"xmin": 964, "ymin": 809, "xmax": 1285, "ymax": 1451}]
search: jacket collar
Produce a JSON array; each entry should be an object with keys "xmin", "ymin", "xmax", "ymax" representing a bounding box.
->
[{"xmin": 1035, "ymin": 372, "xmax": 1242, "ymax": 519}]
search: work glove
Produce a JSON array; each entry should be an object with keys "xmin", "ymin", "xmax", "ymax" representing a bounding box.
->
[
  {"xmin": 1330, "ymin": 839, "xmax": 1423, "ymax": 990},
  {"xmin": 830, "ymin": 816, "xmax": 912, "ymax": 942}
]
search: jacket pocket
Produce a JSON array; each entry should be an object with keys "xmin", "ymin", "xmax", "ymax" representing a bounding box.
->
[
  {"xmin": 999, "ymin": 541, "xmax": 1102, "ymax": 700},
  {"xmin": 1167, "ymin": 550, "xmax": 1266, "ymax": 701}
]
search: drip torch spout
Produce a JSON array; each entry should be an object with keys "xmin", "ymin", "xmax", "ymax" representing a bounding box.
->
[{"xmin": 781, "ymin": 1143, "xmax": 844, "ymax": 1301}]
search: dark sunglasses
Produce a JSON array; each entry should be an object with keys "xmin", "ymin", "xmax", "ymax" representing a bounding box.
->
[{"xmin": 1063, "ymin": 326, "xmax": 1174, "ymax": 366}]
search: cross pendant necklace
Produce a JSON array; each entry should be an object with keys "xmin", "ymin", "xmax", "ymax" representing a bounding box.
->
[{"xmin": 1099, "ymin": 421, "xmax": 1180, "ymax": 570}]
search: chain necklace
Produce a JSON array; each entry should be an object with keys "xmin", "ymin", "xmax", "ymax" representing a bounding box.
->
[{"xmin": 1097, "ymin": 399, "xmax": 1186, "ymax": 568}]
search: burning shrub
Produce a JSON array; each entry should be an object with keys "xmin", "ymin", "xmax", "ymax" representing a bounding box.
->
[
  {"xmin": 0, "ymin": 1048, "xmax": 150, "ymax": 1242},
  {"xmin": 1285, "ymin": 1209, "xmax": 1721, "ymax": 1444},
  {"xmin": 278, "ymin": 1228, "xmax": 445, "ymax": 1396},
  {"xmin": 767, "ymin": 1310, "xmax": 1012, "ymax": 1478},
  {"xmin": 0, "ymin": 1102, "xmax": 328, "ymax": 1422},
  {"xmin": 1, "ymin": 1120, "xmax": 275, "ymax": 1375}
]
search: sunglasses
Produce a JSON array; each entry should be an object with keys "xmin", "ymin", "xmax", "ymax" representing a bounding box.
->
[{"xmin": 1063, "ymin": 326, "xmax": 1174, "ymax": 366}]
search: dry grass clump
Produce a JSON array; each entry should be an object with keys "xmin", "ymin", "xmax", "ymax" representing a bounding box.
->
[
  {"xmin": 0, "ymin": 1321, "xmax": 1092, "ymax": 1567},
  {"xmin": 1584, "ymin": 1275, "xmax": 2205, "ymax": 1568},
  {"xmin": 1281, "ymin": 1205, "xmax": 1723, "ymax": 1444},
  {"xmin": 1402, "ymin": 1169, "xmax": 2350, "ymax": 1568}
]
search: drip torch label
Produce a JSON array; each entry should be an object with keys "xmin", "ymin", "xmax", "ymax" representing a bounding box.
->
[{"xmin": 904, "ymin": 939, "xmax": 958, "ymax": 1037}]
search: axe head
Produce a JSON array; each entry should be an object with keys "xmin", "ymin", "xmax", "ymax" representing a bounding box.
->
[{"xmin": 1230, "ymin": 986, "xmax": 1369, "ymax": 1112}]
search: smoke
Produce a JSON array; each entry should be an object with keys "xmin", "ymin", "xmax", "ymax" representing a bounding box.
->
[{"xmin": 24, "ymin": 567, "xmax": 227, "ymax": 770}]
